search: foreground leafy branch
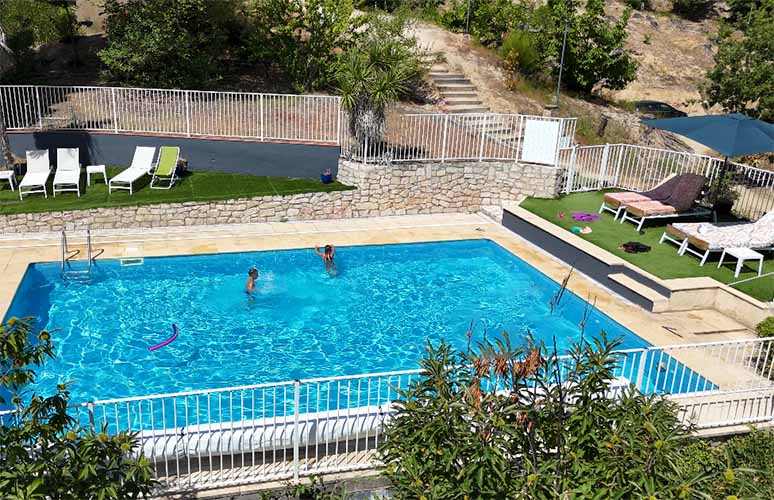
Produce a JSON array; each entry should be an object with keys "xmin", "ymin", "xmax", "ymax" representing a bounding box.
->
[
  {"xmin": 0, "ymin": 317, "xmax": 156, "ymax": 500},
  {"xmin": 379, "ymin": 333, "xmax": 768, "ymax": 499}
]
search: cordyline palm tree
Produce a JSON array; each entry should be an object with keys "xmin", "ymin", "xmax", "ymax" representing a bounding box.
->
[{"xmin": 336, "ymin": 40, "xmax": 417, "ymax": 154}]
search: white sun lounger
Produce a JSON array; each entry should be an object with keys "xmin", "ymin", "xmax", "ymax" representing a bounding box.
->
[
  {"xmin": 19, "ymin": 150, "xmax": 52, "ymax": 200},
  {"xmin": 109, "ymin": 146, "xmax": 157, "ymax": 195},
  {"xmin": 53, "ymin": 148, "xmax": 82, "ymax": 197},
  {"xmin": 660, "ymin": 211, "xmax": 774, "ymax": 265}
]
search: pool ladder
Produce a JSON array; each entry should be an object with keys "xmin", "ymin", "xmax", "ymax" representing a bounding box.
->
[{"xmin": 61, "ymin": 228, "xmax": 101, "ymax": 280}]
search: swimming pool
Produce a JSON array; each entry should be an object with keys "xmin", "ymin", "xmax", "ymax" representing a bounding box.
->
[{"xmin": 5, "ymin": 239, "xmax": 702, "ymax": 406}]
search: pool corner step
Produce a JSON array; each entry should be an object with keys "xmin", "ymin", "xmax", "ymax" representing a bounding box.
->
[{"xmin": 607, "ymin": 273, "xmax": 670, "ymax": 312}]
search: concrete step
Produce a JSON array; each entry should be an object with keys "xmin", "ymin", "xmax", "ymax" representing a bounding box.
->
[
  {"xmin": 430, "ymin": 74, "xmax": 467, "ymax": 81},
  {"xmin": 654, "ymin": 309, "xmax": 751, "ymax": 337},
  {"xmin": 608, "ymin": 273, "xmax": 670, "ymax": 312},
  {"xmin": 448, "ymin": 106, "xmax": 490, "ymax": 114},
  {"xmin": 429, "ymin": 66, "xmax": 448, "ymax": 73},
  {"xmin": 444, "ymin": 98, "xmax": 483, "ymax": 106},
  {"xmin": 437, "ymin": 84, "xmax": 477, "ymax": 91},
  {"xmin": 433, "ymin": 76, "xmax": 472, "ymax": 85},
  {"xmin": 441, "ymin": 91, "xmax": 479, "ymax": 98}
]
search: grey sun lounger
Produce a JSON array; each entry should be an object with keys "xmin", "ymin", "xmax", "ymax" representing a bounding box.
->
[{"xmin": 619, "ymin": 174, "xmax": 710, "ymax": 231}]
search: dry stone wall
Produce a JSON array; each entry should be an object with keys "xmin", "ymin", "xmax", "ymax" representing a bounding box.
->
[{"xmin": 0, "ymin": 160, "xmax": 563, "ymax": 234}]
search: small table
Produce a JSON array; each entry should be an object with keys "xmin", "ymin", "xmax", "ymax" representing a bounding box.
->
[
  {"xmin": 718, "ymin": 247, "xmax": 764, "ymax": 278},
  {"xmin": 0, "ymin": 170, "xmax": 16, "ymax": 191},
  {"xmin": 86, "ymin": 164, "xmax": 108, "ymax": 186}
]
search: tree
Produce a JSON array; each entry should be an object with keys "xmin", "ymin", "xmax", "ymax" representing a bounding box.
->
[
  {"xmin": 99, "ymin": 0, "xmax": 239, "ymax": 88},
  {"xmin": 0, "ymin": 317, "xmax": 156, "ymax": 499},
  {"xmin": 245, "ymin": 0, "xmax": 358, "ymax": 92},
  {"xmin": 336, "ymin": 13, "xmax": 428, "ymax": 153},
  {"xmin": 0, "ymin": 0, "xmax": 73, "ymax": 72},
  {"xmin": 541, "ymin": 0, "xmax": 638, "ymax": 93},
  {"xmin": 704, "ymin": 1, "xmax": 774, "ymax": 122}
]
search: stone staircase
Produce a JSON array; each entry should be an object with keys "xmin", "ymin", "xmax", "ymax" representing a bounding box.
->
[
  {"xmin": 430, "ymin": 65, "xmax": 489, "ymax": 114},
  {"xmin": 429, "ymin": 65, "xmax": 522, "ymax": 154}
]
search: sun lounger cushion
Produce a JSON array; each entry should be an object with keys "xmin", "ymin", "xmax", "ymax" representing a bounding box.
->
[
  {"xmin": 603, "ymin": 192, "xmax": 651, "ymax": 207},
  {"xmin": 603, "ymin": 175, "xmax": 684, "ymax": 208},
  {"xmin": 625, "ymin": 200, "xmax": 677, "ymax": 217},
  {"xmin": 668, "ymin": 210, "xmax": 773, "ymax": 251}
]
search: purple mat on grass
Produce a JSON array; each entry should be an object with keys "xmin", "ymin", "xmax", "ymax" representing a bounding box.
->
[{"xmin": 572, "ymin": 212, "xmax": 600, "ymax": 222}]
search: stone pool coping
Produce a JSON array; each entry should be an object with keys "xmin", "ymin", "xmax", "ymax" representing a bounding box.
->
[{"xmin": 0, "ymin": 213, "xmax": 754, "ymax": 354}]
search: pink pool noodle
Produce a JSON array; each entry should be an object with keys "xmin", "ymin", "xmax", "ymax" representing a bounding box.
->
[{"xmin": 149, "ymin": 324, "xmax": 179, "ymax": 351}]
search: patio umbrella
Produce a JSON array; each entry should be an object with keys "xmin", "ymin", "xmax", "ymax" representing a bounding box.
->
[
  {"xmin": 642, "ymin": 113, "xmax": 774, "ymax": 215},
  {"xmin": 642, "ymin": 113, "xmax": 774, "ymax": 158}
]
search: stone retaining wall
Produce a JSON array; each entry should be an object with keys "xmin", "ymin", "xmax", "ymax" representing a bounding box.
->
[{"xmin": 0, "ymin": 160, "xmax": 563, "ymax": 233}]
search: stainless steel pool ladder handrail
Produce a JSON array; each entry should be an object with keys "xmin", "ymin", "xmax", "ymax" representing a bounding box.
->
[{"xmin": 60, "ymin": 228, "xmax": 95, "ymax": 276}]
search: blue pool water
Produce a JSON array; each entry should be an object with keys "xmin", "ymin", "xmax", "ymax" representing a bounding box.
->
[{"xmin": 5, "ymin": 239, "xmax": 706, "ymax": 410}]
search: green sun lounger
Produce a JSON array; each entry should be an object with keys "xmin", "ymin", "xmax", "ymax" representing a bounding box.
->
[{"xmin": 150, "ymin": 146, "xmax": 181, "ymax": 190}]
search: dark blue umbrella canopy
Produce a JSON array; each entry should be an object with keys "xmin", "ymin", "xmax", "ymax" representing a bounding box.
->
[{"xmin": 642, "ymin": 113, "xmax": 774, "ymax": 158}]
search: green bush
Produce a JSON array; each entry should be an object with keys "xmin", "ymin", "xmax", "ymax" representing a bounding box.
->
[
  {"xmin": 624, "ymin": 0, "xmax": 651, "ymax": 9},
  {"xmin": 0, "ymin": 317, "xmax": 156, "ymax": 499},
  {"xmin": 99, "ymin": 0, "xmax": 240, "ymax": 88},
  {"xmin": 378, "ymin": 332, "xmax": 767, "ymax": 498},
  {"xmin": 672, "ymin": 0, "xmax": 714, "ymax": 20},
  {"xmin": 757, "ymin": 317, "xmax": 774, "ymax": 337},
  {"xmin": 439, "ymin": 0, "xmax": 528, "ymax": 48},
  {"xmin": 500, "ymin": 31, "xmax": 540, "ymax": 75}
]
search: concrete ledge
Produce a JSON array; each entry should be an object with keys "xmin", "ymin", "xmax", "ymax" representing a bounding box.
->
[{"xmin": 502, "ymin": 202, "xmax": 670, "ymax": 311}]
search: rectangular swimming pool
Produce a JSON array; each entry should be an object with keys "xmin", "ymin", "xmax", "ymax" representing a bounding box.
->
[{"xmin": 5, "ymin": 239, "xmax": 708, "ymax": 407}]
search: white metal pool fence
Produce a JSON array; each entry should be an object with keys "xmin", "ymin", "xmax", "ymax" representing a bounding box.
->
[
  {"xmin": 341, "ymin": 112, "xmax": 577, "ymax": 166},
  {"xmin": 0, "ymin": 84, "xmax": 576, "ymax": 166},
  {"xmin": 2, "ymin": 336, "xmax": 773, "ymax": 493},
  {"xmin": 0, "ymin": 85, "xmax": 342, "ymax": 143},
  {"xmin": 560, "ymin": 143, "xmax": 774, "ymax": 221}
]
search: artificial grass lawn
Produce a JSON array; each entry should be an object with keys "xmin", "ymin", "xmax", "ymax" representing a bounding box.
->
[
  {"xmin": 521, "ymin": 192, "xmax": 774, "ymax": 303},
  {"xmin": 0, "ymin": 168, "xmax": 353, "ymax": 215}
]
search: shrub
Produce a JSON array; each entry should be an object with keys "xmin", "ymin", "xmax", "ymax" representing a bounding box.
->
[
  {"xmin": 0, "ymin": 317, "xmax": 156, "ymax": 499},
  {"xmin": 624, "ymin": 0, "xmax": 651, "ymax": 9},
  {"xmin": 378, "ymin": 332, "xmax": 766, "ymax": 498},
  {"xmin": 501, "ymin": 31, "xmax": 540, "ymax": 75},
  {"xmin": 245, "ymin": 0, "xmax": 357, "ymax": 92},
  {"xmin": 756, "ymin": 317, "xmax": 774, "ymax": 337},
  {"xmin": 672, "ymin": 0, "xmax": 714, "ymax": 20},
  {"xmin": 99, "ymin": 0, "xmax": 240, "ymax": 88},
  {"xmin": 439, "ymin": 0, "xmax": 529, "ymax": 48}
]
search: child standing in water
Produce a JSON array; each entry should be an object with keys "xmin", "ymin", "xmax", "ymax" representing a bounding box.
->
[
  {"xmin": 313, "ymin": 245, "xmax": 337, "ymax": 274},
  {"xmin": 246, "ymin": 268, "xmax": 259, "ymax": 292}
]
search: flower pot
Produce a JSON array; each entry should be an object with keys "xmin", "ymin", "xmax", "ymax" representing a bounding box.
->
[{"xmin": 320, "ymin": 173, "xmax": 333, "ymax": 184}]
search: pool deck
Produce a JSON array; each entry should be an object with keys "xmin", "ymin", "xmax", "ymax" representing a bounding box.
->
[{"xmin": 0, "ymin": 212, "xmax": 754, "ymax": 351}]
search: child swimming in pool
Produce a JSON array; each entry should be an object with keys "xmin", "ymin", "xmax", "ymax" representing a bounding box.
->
[
  {"xmin": 246, "ymin": 267, "xmax": 259, "ymax": 292},
  {"xmin": 313, "ymin": 245, "xmax": 337, "ymax": 275}
]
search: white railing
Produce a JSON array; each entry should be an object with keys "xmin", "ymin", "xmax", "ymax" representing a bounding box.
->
[
  {"xmin": 0, "ymin": 85, "xmax": 342, "ymax": 144},
  {"xmin": 1, "ymin": 85, "xmax": 579, "ymax": 166},
  {"xmin": 560, "ymin": 143, "xmax": 774, "ymax": 220},
  {"xmin": 342, "ymin": 111, "xmax": 577, "ymax": 166},
  {"xmin": 2, "ymin": 337, "xmax": 772, "ymax": 493}
]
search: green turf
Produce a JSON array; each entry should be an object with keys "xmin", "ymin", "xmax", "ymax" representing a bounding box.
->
[
  {"xmin": 0, "ymin": 168, "xmax": 353, "ymax": 215},
  {"xmin": 521, "ymin": 192, "xmax": 774, "ymax": 303}
]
